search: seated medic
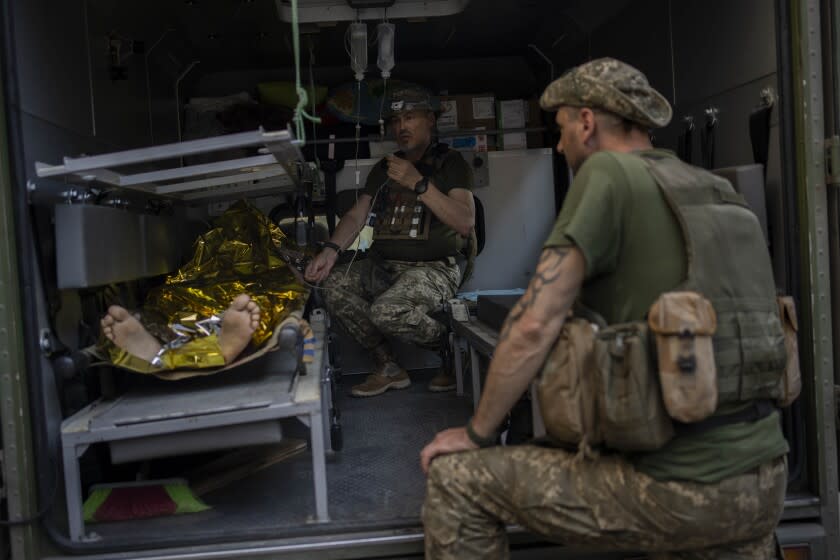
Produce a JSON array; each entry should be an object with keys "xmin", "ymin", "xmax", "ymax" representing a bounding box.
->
[
  {"xmin": 305, "ymin": 87, "xmax": 476, "ymax": 398},
  {"xmin": 420, "ymin": 58, "xmax": 790, "ymax": 559}
]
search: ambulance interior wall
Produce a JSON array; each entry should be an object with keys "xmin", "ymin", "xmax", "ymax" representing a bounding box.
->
[
  {"xmin": 11, "ymin": 0, "xmax": 181, "ymax": 186},
  {"xmin": 7, "ymin": 0, "xmax": 189, "ymax": 509},
  {"xmin": 196, "ymin": 56, "xmax": 542, "ymax": 101}
]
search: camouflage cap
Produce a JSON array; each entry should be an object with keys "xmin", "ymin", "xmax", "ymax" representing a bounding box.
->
[
  {"xmin": 386, "ymin": 87, "xmax": 439, "ymax": 118},
  {"xmin": 539, "ymin": 57, "xmax": 672, "ymax": 129}
]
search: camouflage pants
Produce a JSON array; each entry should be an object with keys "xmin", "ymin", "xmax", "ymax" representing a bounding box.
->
[
  {"xmin": 423, "ymin": 445, "xmax": 786, "ymax": 559},
  {"xmin": 321, "ymin": 256, "xmax": 460, "ymax": 351}
]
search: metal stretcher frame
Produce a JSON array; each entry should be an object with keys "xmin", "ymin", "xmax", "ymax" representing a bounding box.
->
[
  {"xmin": 34, "ymin": 128, "xmax": 304, "ymax": 199},
  {"xmin": 60, "ymin": 310, "xmax": 331, "ymax": 543},
  {"xmin": 40, "ymin": 129, "xmax": 334, "ymax": 542}
]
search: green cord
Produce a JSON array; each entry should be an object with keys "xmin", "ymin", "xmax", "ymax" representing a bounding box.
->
[
  {"xmin": 291, "ymin": 0, "xmax": 321, "ymax": 145},
  {"xmin": 308, "ymin": 38, "xmax": 321, "ymax": 167}
]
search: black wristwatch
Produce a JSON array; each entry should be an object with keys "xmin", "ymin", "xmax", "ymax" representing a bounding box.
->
[{"xmin": 414, "ymin": 176, "xmax": 429, "ymax": 195}]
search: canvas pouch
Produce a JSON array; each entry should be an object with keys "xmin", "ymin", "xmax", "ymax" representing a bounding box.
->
[{"xmin": 648, "ymin": 291, "xmax": 718, "ymax": 423}]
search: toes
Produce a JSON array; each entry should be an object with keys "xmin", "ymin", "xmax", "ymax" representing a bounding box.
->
[
  {"xmin": 245, "ymin": 300, "xmax": 260, "ymax": 331},
  {"xmin": 102, "ymin": 326, "xmax": 114, "ymax": 341},
  {"xmin": 231, "ymin": 294, "xmax": 251, "ymax": 311},
  {"xmin": 101, "ymin": 315, "xmax": 115, "ymax": 328},
  {"xmin": 107, "ymin": 305, "xmax": 131, "ymax": 321}
]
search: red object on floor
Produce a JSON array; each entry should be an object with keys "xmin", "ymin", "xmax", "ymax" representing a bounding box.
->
[{"xmin": 93, "ymin": 485, "xmax": 176, "ymax": 522}]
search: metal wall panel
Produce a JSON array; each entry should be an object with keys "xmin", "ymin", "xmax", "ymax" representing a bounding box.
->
[
  {"xmin": 671, "ymin": 0, "xmax": 777, "ymax": 107},
  {"xmin": 588, "ymin": 0, "xmax": 674, "ymax": 107},
  {"xmin": 54, "ymin": 204, "xmax": 182, "ymax": 288},
  {"xmin": 461, "ymin": 148, "xmax": 556, "ymax": 291},
  {"xmin": 13, "ymin": 0, "xmax": 93, "ymax": 137}
]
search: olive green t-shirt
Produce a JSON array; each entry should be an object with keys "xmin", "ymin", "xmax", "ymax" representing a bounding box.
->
[
  {"xmin": 363, "ymin": 145, "xmax": 473, "ymax": 261},
  {"xmin": 544, "ymin": 149, "xmax": 789, "ymax": 483}
]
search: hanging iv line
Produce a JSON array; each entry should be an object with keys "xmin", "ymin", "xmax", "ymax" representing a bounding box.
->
[
  {"xmin": 376, "ymin": 21, "xmax": 395, "ymax": 137},
  {"xmin": 349, "ymin": 21, "xmax": 368, "ymax": 82},
  {"xmin": 376, "ymin": 22, "xmax": 395, "ymax": 79},
  {"xmin": 347, "ymin": 21, "xmax": 367, "ymax": 183}
]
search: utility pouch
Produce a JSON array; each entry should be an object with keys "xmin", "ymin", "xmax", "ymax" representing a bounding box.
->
[
  {"xmin": 595, "ymin": 322, "xmax": 674, "ymax": 451},
  {"xmin": 536, "ymin": 316, "xmax": 601, "ymax": 447},
  {"xmin": 648, "ymin": 291, "xmax": 718, "ymax": 423},
  {"xmin": 776, "ymin": 296, "xmax": 801, "ymax": 407}
]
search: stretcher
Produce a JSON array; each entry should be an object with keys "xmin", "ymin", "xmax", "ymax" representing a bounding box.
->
[{"xmin": 36, "ymin": 129, "xmax": 338, "ymax": 542}]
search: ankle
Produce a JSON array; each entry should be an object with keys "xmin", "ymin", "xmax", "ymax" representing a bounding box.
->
[{"xmin": 380, "ymin": 361, "xmax": 404, "ymax": 377}]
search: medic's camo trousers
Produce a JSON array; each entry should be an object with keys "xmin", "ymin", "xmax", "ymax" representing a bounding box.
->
[
  {"xmin": 423, "ymin": 445, "xmax": 786, "ymax": 559},
  {"xmin": 321, "ymin": 257, "xmax": 460, "ymax": 352}
]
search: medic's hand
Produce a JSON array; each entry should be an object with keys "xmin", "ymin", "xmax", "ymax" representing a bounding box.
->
[
  {"xmin": 304, "ymin": 250, "xmax": 338, "ymax": 284},
  {"xmin": 385, "ymin": 155, "xmax": 424, "ymax": 190},
  {"xmin": 420, "ymin": 427, "xmax": 478, "ymax": 475}
]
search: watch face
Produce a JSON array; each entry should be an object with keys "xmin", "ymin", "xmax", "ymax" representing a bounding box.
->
[{"xmin": 415, "ymin": 178, "xmax": 428, "ymax": 194}]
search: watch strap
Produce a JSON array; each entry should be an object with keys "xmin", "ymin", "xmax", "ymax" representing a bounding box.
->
[
  {"xmin": 322, "ymin": 241, "xmax": 341, "ymax": 254},
  {"xmin": 414, "ymin": 176, "xmax": 429, "ymax": 194},
  {"xmin": 466, "ymin": 419, "xmax": 496, "ymax": 448}
]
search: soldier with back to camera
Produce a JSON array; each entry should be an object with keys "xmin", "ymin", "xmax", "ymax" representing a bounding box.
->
[{"xmin": 421, "ymin": 58, "xmax": 790, "ymax": 560}]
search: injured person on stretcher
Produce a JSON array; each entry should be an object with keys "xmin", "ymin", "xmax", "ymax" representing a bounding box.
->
[
  {"xmin": 101, "ymin": 293, "xmax": 262, "ymax": 367},
  {"xmin": 94, "ymin": 200, "xmax": 311, "ymax": 379}
]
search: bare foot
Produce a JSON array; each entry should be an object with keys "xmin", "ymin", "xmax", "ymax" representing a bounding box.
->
[
  {"xmin": 100, "ymin": 306, "xmax": 162, "ymax": 363},
  {"xmin": 219, "ymin": 294, "xmax": 261, "ymax": 363}
]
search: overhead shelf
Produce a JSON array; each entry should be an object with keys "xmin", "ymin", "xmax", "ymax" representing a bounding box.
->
[{"xmin": 34, "ymin": 128, "xmax": 305, "ymax": 200}]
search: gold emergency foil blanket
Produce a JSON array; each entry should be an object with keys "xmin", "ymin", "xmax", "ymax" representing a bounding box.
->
[
  {"xmin": 105, "ymin": 200, "xmax": 309, "ymax": 374},
  {"xmin": 110, "ymin": 335, "xmax": 226, "ymax": 373}
]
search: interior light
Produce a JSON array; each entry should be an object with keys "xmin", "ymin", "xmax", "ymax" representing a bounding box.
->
[{"xmin": 276, "ymin": 0, "xmax": 470, "ymax": 24}]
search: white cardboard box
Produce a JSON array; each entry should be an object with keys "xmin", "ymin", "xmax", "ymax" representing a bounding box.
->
[
  {"xmin": 499, "ymin": 99, "xmax": 527, "ymax": 150},
  {"xmin": 438, "ymin": 99, "xmax": 459, "ymax": 131}
]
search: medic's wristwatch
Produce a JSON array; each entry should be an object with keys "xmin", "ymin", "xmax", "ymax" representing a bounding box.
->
[{"xmin": 414, "ymin": 176, "xmax": 429, "ymax": 195}]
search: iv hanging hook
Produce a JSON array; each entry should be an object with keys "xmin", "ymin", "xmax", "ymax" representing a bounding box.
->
[{"xmin": 528, "ymin": 44, "xmax": 554, "ymax": 82}]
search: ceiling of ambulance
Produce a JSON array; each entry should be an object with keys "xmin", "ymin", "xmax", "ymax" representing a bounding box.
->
[{"xmin": 91, "ymin": 0, "xmax": 630, "ymax": 73}]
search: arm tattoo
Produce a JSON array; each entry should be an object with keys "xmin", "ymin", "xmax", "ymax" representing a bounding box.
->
[{"xmin": 498, "ymin": 247, "xmax": 570, "ymax": 342}]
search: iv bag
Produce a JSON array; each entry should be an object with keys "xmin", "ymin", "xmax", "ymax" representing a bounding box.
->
[
  {"xmin": 376, "ymin": 22, "xmax": 395, "ymax": 78},
  {"xmin": 349, "ymin": 22, "xmax": 368, "ymax": 81}
]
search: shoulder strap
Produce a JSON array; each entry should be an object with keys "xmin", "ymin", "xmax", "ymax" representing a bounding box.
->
[
  {"xmin": 433, "ymin": 143, "xmax": 452, "ymax": 171},
  {"xmin": 639, "ymin": 154, "xmax": 749, "ymax": 208}
]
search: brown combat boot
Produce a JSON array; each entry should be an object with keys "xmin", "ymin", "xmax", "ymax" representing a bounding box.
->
[
  {"xmin": 351, "ymin": 360, "xmax": 411, "ymax": 397},
  {"xmin": 427, "ymin": 371, "xmax": 456, "ymax": 392}
]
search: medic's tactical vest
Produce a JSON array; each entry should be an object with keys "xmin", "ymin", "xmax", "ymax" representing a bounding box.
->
[
  {"xmin": 370, "ymin": 143, "xmax": 470, "ymax": 262},
  {"xmin": 537, "ymin": 153, "xmax": 790, "ymax": 453},
  {"xmin": 640, "ymin": 153, "xmax": 787, "ymax": 406}
]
